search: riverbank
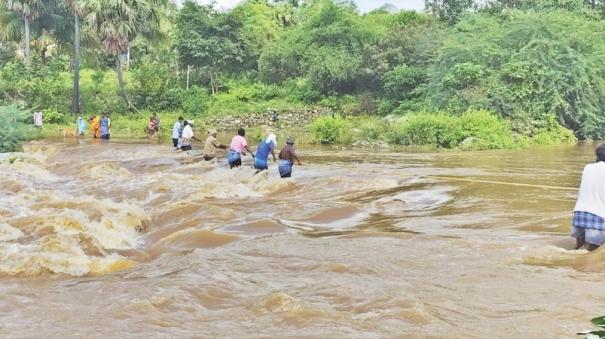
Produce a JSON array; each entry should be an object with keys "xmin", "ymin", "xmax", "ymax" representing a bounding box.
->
[
  {"xmin": 35, "ymin": 110, "xmax": 577, "ymax": 151},
  {"xmin": 2, "ymin": 104, "xmax": 578, "ymax": 153}
]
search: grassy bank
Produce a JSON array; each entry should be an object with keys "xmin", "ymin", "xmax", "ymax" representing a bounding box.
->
[
  {"xmin": 309, "ymin": 110, "xmax": 577, "ymax": 150},
  {"xmin": 18, "ymin": 105, "xmax": 578, "ymax": 152}
]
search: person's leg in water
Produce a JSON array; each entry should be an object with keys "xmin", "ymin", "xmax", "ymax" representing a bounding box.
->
[
  {"xmin": 230, "ymin": 158, "xmax": 242, "ymax": 169},
  {"xmin": 572, "ymin": 226, "xmax": 586, "ymax": 250},
  {"xmin": 576, "ymin": 237, "xmax": 586, "ymax": 250}
]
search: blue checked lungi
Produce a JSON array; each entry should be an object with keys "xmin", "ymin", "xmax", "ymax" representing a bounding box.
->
[
  {"xmin": 571, "ymin": 211, "xmax": 605, "ymax": 246},
  {"xmin": 278, "ymin": 160, "xmax": 293, "ymax": 177},
  {"xmin": 573, "ymin": 211, "xmax": 605, "ymax": 230},
  {"xmin": 227, "ymin": 150, "xmax": 241, "ymax": 165}
]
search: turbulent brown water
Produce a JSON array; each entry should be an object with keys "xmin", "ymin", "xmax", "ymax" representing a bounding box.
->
[{"xmin": 0, "ymin": 139, "xmax": 603, "ymax": 337}]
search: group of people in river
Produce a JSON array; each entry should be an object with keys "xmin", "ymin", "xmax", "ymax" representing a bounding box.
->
[
  {"xmin": 75, "ymin": 113, "xmax": 111, "ymax": 139},
  {"xmin": 171, "ymin": 117, "xmax": 301, "ymax": 178}
]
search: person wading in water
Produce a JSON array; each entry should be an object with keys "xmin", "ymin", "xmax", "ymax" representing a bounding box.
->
[
  {"xmin": 228, "ymin": 128, "xmax": 255, "ymax": 169},
  {"xmin": 254, "ymin": 130, "xmax": 277, "ymax": 172},
  {"xmin": 278, "ymin": 137, "xmax": 302, "ymax": 178},
  {"xmin": 172, "ymin": 117, "xmax": 184, "ymax": 150},
  {"xmin": 180, "ymin": 120, "xmax": 200, "ymax": 152},
  {"xmin": 202, "ymin": 129, "xmax": 227, "ymax": 161},
  {"xmin": 572, "ymin": 144, "xmax": 605, "ymax": 251}
]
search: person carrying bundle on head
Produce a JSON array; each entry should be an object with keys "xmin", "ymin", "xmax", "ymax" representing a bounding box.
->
[{"xmin": 254, "ymin": 130, "xmax": 277, "ymax": 172}]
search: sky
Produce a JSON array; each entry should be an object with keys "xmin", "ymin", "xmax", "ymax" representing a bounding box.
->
[{"xmin": 194, "ymin": 0, "xmax": 426, "ymax": 12}]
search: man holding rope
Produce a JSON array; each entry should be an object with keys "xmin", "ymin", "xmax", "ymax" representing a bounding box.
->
[{"xmin": 180, "ymin": 120, "xmax": 200, "ymax": 152}]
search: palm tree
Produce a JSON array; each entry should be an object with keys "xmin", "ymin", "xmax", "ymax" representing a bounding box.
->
[
  {"xmin": 80, "ymin": 0, "xmax": 165, "ymax": 111},
  {"xmin": 0, "ymin": 0, "xmax": 47, "ymax": 67}
]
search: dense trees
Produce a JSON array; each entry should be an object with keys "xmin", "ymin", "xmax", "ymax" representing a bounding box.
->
[{"xmin": 1, "ymin": 0, "xmax": 605, "ymax": 139}]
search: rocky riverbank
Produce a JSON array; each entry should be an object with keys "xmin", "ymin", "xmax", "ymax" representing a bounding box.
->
[{"xmin": 204, "ymin": 108, "xmax": 328, "ymax": 130}]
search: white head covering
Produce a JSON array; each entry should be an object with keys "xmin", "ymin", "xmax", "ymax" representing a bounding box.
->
[{"xmin": 266, "ymin": 132, "xmax": 277, "ymax": 146}]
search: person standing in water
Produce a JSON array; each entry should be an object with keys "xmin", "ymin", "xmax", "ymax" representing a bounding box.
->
[
  {"xmin": 99, "ymin": 113, "xmax": 111, "ymax": 139},
  {"xmin": 180, "ymin": 120, "xmax": 200, "ymax": 151},
  {"xmin": 172, "ymin": 117, "xmax": 184, "ymax": 150},
  {"xmin": 91, "ymin": 114, "xmax": 101, "ymax": 138},
  {"xmin": 77, "ymin": 115, "xmax": 86, "ymax": 137},
  {"xmin": 202, "ymin": 129, "xmax": 227, "ymax": 161},
  {"xmin": 278, "ymin": 137, "xmax": 302, "ymax": 178},
  {"xmin": 228, "ymin": 128, "xmax": 255, "ymax": 169},
  {"xmin": 572, "ymin": 144, "xmax": 605, "ymax": 251},
  {"xmin": 254, "ymin": 130, "xmax": 277, "ymax": 171}
]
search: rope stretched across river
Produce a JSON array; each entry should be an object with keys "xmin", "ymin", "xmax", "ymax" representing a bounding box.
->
[{"xmin": 426, "ymin": 175, "xmax": 578, "ymax": 191}]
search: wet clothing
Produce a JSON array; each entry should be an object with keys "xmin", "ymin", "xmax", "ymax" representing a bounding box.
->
[
  {"xmin": 181, "ymin": 125, "xmax": 194, "ymax": 151},
  {"xmin": 574, "ymin": 162, "xmax": 605, "ymax": 218},
  {"xmin": 571, "ymin": 161, "xmax": 605, "ymax": 245},
  {"xmin": 278, "ymin": 144, "xmax": 299, "ymax": 178},
  {"xmin": 228, "ymin": 135, "xmax": 249, "ymax": 168},
  {"xmin": 172, "ymin": 121, "xmax": 182, "ymax": 148},
  {"xmin": 278, "ymin": 160, "xmax": 293, "ymax": 178},
  {"xmin": 254, "ymin": 138, "xmax": 276, "ymax": 171},
  {"xmin": 91, "ymin": 116, "xmax": 100, "ymax": 138},
  {"xmin": 172, "ymin": 121, "xmax": 182, "ymax": 139},
  {"xmin": 100, "ymin": 117, "xmax": 110, "ymax": 139},
  {"xmin": 203, "ymin": 135, "xmax": 222, "ymax": 160},
  {"xmin": 229, "ymin": 135, "xmax": 248, "ymax": 154},
  {"xmin": 572, "ymin": 225, "xmax": 605, "ymax": 246},
  {"xmin": 77, "ymin": 117, "xmax": 86, "ymax": 135},
  {"xmin": 228, "ymin": 150, "xmax": 242, "ymax": 168}
]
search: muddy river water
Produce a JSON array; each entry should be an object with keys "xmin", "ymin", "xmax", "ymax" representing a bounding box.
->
[{"xmin": 0, "ymin": 140, "xmax": 603, "ymax": 337}]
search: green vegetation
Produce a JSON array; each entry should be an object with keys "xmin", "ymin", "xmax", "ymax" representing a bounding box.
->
[
  {"xmin": 0, "ymin": 0, "xmax": 600, "ymax": 150},
  {"xmin": 578, "ymin": 315, "xmax": 605, "ymax": 338},
  {"xmin": 309, "ymin": 110, "xmax": 576, "ymax": 150},
  {"xmin": 0, "ymin": 106, "xmax": 35, "ymax": 152}
]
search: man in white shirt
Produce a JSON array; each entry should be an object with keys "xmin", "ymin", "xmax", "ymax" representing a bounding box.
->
[
  {"xmin": 180, "ymin": 120, "xmax": 199, "ymax": 152},
  {"xmin": 172, "ymin": 117, "xmax": 184, "ymax": 150},
  {"xmin": 572, "ymin": 144, "xmax": 605, "ymax": 251}
]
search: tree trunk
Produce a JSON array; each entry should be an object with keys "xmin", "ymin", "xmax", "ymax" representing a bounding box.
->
[
  {"xmin": 24, "ymin": 16, "xmax": 30, "ymax": 68},
  {"xmin": 209, "ymin": 70, "xmax": 215, "ymax": 95},
  {"xmin": 126, "ymin": 44, "xmax": 130, "ymax": 69},
  {"xmin": 186, "ymin": 65, "xmax": 190, "ymax": 90},
  {"xmin": 71, "ymin": 14, "xmax": 81, "ymax": 114},
  {"xmin": 116, "ymin": 56, "xmax": 136, "ymax": 112}
]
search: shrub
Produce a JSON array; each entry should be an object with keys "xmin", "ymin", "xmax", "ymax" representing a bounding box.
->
[
  {"xmin": 387, "ymin": 113, "xmax": 460, "ymax": 147},
  {"xmin": 0, "ymin": 105, "xmax": 34, "ymax": 152},
  {"xmin": 181, "ymin": 86, "xmax": 211, "ymax": 115},
  {"xmin": 456, "ymin": 109, "xmax": 515, "ymax": 150},
  {"xmin": 530, "ymin": 115, "xmax": 577, "ymax": 145},
  {"xmin": 43, "ymin": 109, "xmax": 68, "ymax": 124},
  {"xmin": 386, "ymin": 109, "xmax": 515, "ymax": 149},
  {"xmin": 359, "ymin": 117, "xmax": 387, "ymax": 140},
  {"xmin": 310, "ymin": 114, "xmax": 349, "ymax": 144}
]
